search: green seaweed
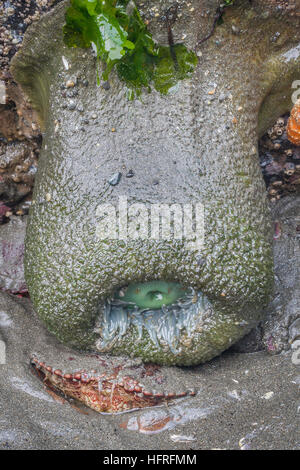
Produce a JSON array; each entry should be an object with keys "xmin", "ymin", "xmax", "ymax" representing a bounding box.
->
[
  {"xmin": 63, "ymin": 0, "xmax": 198, "ymax": 97},
  {"xmin": 153, "ymin": 44, "xmax": 198, "ymax": 94}
]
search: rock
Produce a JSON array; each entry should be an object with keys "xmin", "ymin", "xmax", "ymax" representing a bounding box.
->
[
  {"xmin": 262, "ymin": 196, "xmax": 300, "ymax": 353},
  {"xmin": 289, "ymin": 318, "xmax": 300, "ymax": 344},
  {"xmin": 0, "ymin": 215, "xmax": 26, "ymax": 294},
  {"xmin": 231, "ymin": 195, "xmax": 300, "ymax": 355},
  {"xmin": 108, "ymin": 172, "xmax": 122, "ymax": 186}
]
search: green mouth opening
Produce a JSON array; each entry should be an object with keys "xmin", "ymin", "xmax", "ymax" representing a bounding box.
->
[
  {"xmin": 96, "ymin": 284, "xmax": 212, "ymax": 355},
  {"xmin": 116, "ymin": 281, "xmax": 187, "ymax": 310}
]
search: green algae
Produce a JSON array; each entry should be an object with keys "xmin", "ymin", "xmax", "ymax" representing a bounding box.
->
[
  {"xmin": 63, "ymin": 0, "xmax": 198, "ymax": 97},
  {"xmin": 153, "ymin": 44, "xmax": 198, "ymax": 95}
]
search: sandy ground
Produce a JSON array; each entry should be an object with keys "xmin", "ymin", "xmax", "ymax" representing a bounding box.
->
[{"xmin": 0, "ymin": 293, "xmax": 299, "ymax": 450}]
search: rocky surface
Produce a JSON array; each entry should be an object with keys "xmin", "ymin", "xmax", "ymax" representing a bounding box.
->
[
  {"xmin": 0, "ymin": 0, "xmax": 299, "ymax": 223},
  {"xmin": 0, "ymin": 215, "xmax": 27, "ymax": 294},
  {"xmin": 232, "ymin": 195, "xmax": 300, "ymax": 354},
  {"xmin": 259, "ymin": 115, "xmax": 300, "ymax": 201},
  {"xmin": 0, "ymin": 0, "xmax": 299, "ymax": 449},
  {"xmin": 0, "ymin": 1, "xmax": 59, "ymax": 219}
]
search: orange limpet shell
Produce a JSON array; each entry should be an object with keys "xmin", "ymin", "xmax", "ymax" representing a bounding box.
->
[{"xmin": 287, "ymin": 99, "xmax": 300, "ymax": 146}]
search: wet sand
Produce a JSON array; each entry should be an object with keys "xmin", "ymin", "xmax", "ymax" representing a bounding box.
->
[{"xmin": 0, "ymin": 293, "xmax": 299, "ymax": 450}]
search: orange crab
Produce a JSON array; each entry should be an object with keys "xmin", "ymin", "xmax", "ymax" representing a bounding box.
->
[{"xmin": 30, "ymin": 356, "xmax": 195, "ymax": 413}]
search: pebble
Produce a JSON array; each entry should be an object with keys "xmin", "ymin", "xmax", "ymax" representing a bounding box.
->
[
  {"xmin": 108, "ymin": 172, "xmax": 122, "ymax": 186},
  {"xmin": 261, "ymin": 391, "xmax": 274, "ymax": 400},
  {"xmin": 102, "ymin": 81, "xmax": 110, "ymax": 91},
  {"xmin": 68, "ymin": 101, "xmax": 76, "ymax": 110},
  {"xmin": 231, "ymin": 25, "xmax": 241, "ymax": 34},
  {"xmin": 62, "ymin": 56, "xmax": 69, "ymax": 71},
  {"xmin": 126, "ymin": 170, "xmax": 134, "ymax": 178},
  {"xmin": 66, "ymin": 80, "xmax": 75, "ymax": 88}
]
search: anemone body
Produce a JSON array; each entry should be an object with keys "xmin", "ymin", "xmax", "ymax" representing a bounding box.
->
[{"xmin": 11, "ymin": 0, "xmax": 300, "ymax": 365}]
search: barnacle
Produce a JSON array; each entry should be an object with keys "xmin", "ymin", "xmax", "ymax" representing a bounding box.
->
[{"xmin": 287, "ymin": 99, "xmax": 300, "ymax": 146}]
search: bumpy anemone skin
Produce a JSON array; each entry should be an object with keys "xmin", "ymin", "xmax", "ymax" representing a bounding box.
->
[{"xmin": 10, "ymin": 0, "xmax": 300, "ymax": 365}]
